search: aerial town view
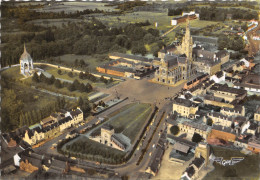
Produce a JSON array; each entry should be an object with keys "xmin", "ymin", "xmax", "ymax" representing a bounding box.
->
[{"xmin": 1, "ymin": 0, "xmax": 260, "ymax": 179}]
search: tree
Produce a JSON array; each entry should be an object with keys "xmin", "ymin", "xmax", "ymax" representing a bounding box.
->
[
  {"xmin": 32, "ymin": 72, "xmax": 39, "ymax": 83},
  {"xmin": 207, "ymin": 118, "xmax": 213, "ymax": 126},
  {"xmin": 39, "ymin": 73, "xmax": 47, "ymax": 83},
  {"xmin": 79, "ymin": 59, "xmax": 86, "ymax": 67},
  {"xmin": 109, "ymin": 77, "xmax": 113, "ymax": 83},
  {"xmin": 48, "ymin": 75, "xmax": 56, "ymax": 85},
  {"xmin": 78, "ymin": 97, "xmax": 84, "ymax": 107},
  {"xmin": 57, "ymin": 69, "xmax": 62, "ymax": 75},
  {"xmin": 170, "ymin": 125, "xmax": 179, "ymax": 135},
  {"xmin": 192, "ymin": 133, "xmax": 203, "ymax": 143},
  {"xmin": 68, "ymin": 72, "xmax": 73, "ymax": 78},
  {"xmin": 54, "ymin": 79, "xmax": 62, "ymax": 88},
  {"xmin": 79, "ymin": 72, "xmax": 84, "ymax": 79},
  {"xmin": 100, "ymin": 75, "xmax": 105, "ymax": 82},
  {"xmin": 74, "ymin": 59, "xmax": 79, "ymax": 67},
  {"xmin": 67, "ymin": 83, "xmax": 75, "ymax": 92},
  {"xmin": 1, "ymin": 89, "xmax": 24, "ymax": 132},
  {"xmin": 19, "ymin": 113, "xmax": 25, "ymax": 127},
  {"xmin": 72, "ymin": 79, "xmax": 80, "ymax": 90}
]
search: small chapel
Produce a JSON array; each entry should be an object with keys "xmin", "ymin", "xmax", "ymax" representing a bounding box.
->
[{"xmin": 20, "ymin": 44, "xmax": 34, "ymax": 76}]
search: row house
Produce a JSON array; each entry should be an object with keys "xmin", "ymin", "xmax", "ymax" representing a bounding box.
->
[
  {"xmin": 220, "ymin": 105, "xmax": 245, "ymax": 117},
  {"xmin": 181, "ymin": 156, "xmax": 205, "ymax": 180},
  {"xmin": 173, "ymin": 98, "xmax": 199, "ymax": 119},
  {"xmin": 210, "ymin": 83, "xmax": 247, "ymax": 103},
  {"xmin": 58, "ymin": 116, "xmax": 73, "ymax": 132},
  {"xmin": 42, "ymin": 122, "xmax": 60, "ymax": 139},
  {"xmin": 204, "ymin": 94, "xmax": 234, "ymax": 109},
  {"xmin": 208, "ymin": 112, "xmax": 233, "ymax": 127},
  {"xmin": 22, "ymin": 126, "xmax": 45, "ymax": 146},
  {"xmin": 210, "ymin": 71, "xmax": 225, "ymax": 83},
  {"xmin": 65, "ymin": 108, "xmax": 84, "ymax": 125},
  {"xmin": 179, "ymin": 121, "xmax": 210, "ymax": 140}
]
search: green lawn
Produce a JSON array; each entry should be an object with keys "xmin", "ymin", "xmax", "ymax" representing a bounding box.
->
[
  {"xmin": 35, "ymin": 64, "xmax": 118, "ymax": 88},
  {"xmin": 108, "ymin": 103, "xmax": 152, "ymax": 142},
  {"xmin": 204, "ymin": 146, "xmax": 260, "ymax": 180},
  {"xmin": 53, "ymin": 54, "xmax": 107, "ymax": 71},
  {"xmin": 1, "ymin": 67, "xmax": 67, "ymax": 113},
  {"xmin": 1, "ymin": 66, "xmax": 24, "ymax": 81}
]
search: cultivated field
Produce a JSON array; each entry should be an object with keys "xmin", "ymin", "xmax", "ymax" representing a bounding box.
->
[
  {"xmin": 108, "ymin": 103, "xmax": 152, "ymax": 142},
  {"xmin": 34, "ymin": 2, "xmax": 118, "ymax": 14}
]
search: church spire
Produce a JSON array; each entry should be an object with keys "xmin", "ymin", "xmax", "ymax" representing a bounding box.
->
[{"xmin": 24, "ymin": 43, "xmax": 27, "ymax": 53}]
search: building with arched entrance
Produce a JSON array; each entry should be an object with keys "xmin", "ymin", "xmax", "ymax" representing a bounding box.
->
[{"xmin": 20, "ymin": 44, "xmax": 34, "ymax": 75}]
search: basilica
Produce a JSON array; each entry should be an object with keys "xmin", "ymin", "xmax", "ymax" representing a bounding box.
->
[
  {"xmin": 154, "ymin": 20, "xmax": 230, "ymax": 86},
  {"xmin": 154, "ymin": 20, "xmax": 197, "ymax": 85}
]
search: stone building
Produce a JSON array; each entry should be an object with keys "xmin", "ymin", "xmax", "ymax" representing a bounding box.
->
[
  {"xmin": 155, "ymin": 20, "xmax": 229, "ymax": 86},
  {"xmin": 220, "ymin": 105, "xmax": 245, "ymax": 117},
  {"xmin": 20, "ymin": 44, "xmax": 34, "ymax": 75},
  {"xmin": 90, "ymin": 124, "xmax": 131, "ymax": 152},
  {"xmin": 209, "ymin": 83, "xmax": 247, "ymax": 103},
  {"xmin": 178, "ymin": 121, "xmax": 211, "ymax": 140},
  {"xmin": 172, "ymin": 98, "xmax": 199, "ymax": 119},
  {"xmin": 207, "ymin": 112, "xmax": 233, "ymax": 127},
  {"xmin": 181, "ymin": 142, "xmax": 211, "ymax": 180},
  {"xmin": 254, "ymin": 106, "xmax": 260, "ymax": 122},
  {"xmin": 154, "ymin": 20, "xmax": 197, "ymax": 85}
]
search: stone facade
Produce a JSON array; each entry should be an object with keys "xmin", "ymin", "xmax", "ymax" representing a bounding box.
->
[
  {"xmin": 155, "ymin": 20, "xmax": 197, "ymax": 85},
  {"xmin": 172, "ymin": 98, "xmax": 198, "ymax": 119},
  {"xmin": 20, "ymin": 44, "xmax": 34, "ymax": 75}
]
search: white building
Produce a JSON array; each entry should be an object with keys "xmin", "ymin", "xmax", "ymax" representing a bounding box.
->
[{"xmin": 210, "ymin": 71, "xmax": 225, "ymax": 83}]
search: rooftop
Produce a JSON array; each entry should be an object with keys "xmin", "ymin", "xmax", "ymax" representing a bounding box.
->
[{"xmin": 173, "ymin": 98, "xmax": 197, "ymax": 108}]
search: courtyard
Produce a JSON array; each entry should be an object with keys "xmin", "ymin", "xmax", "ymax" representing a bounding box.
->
[{"xmin": 100, "ymin": 76, "xmax": 185, "ymax": 104}]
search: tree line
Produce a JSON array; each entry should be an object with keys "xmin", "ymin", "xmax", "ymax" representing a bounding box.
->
[
  {"xmin": 218, "ymin": 34, "xmax": 245, "ymax": 52},
  {"xmin": 19, "ymin": 96, "xmax": 66, "ymax": 127},
  {"xmin": 64, "ymin": 138, "xmax": 126, "ymax": 164},
  {"xmin": 2, "ymin": 4, "xmax": 104, "ymax": 23},
  {"xmin": 2, "ymin": 16, "xmax": 162, "ymax": 67},
  {"xmin": 168, "ymin": 6, "xmax": 258, "ymax": 21},
  {"xmin": 32, "ymin": 72, "xmax": 93, "ymax": 93}
]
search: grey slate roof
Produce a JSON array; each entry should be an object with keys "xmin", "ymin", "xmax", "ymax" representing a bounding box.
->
[
  {"xmin": 172, "ymin": 142, "xmax": 190, "ymax": 153},
  {"xmin": 173, "ymin": 98, "xmax": 197, "ymax": 108}
]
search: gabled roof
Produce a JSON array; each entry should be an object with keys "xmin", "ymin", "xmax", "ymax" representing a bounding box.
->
[
  {"xmin": 191, "ymin": 156, "xmax": 205, "ymax": 168},
  {"xmin": 163, "ymin": 54, "xmax": 178, "ymax": 67},
  {"xmin": 172, "ymin": 142, "xmax": 190, "ymax": 153},
  {"xmin": 185, "ymin": 166, "xmax": 195, "ymax": 178},
  {"xmin": 102, "ymin": 124, "xmax": 113, "ymax": 131},
  {"xmin": 173, "ymin": 98, "xmax": 197, "ymax": 108},
  {"xmin": 69, "ymin": 109, "xmax": 82, "ymax": 117}
]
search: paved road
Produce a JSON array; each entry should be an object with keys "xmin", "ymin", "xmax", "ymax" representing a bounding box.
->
[{"xmin": 34, "ymin": 99, "xmax": 131, "ymax": 155}]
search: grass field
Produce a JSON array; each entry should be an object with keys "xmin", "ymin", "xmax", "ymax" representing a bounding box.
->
[
  {"xmin": 52, "ymin": 54, "xmax": 108, "ymax": 71},
  {"xmin": 1, "ymin": 67, "xmax": 65, "ymax": 113},
  {"xmin": 35, "ymin": 64, "xmax": 117, "ymax": 88},
  {"xmin": 205, "ymin": 146, "xmax": 260, "ymax": 179},
  {"xmin": 108, "ymin": 103, "xmax": 152, "ymax": 142},
  {"xmin": 96, "ymin": 11, "xmax": 174, "ymax": 31}
]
